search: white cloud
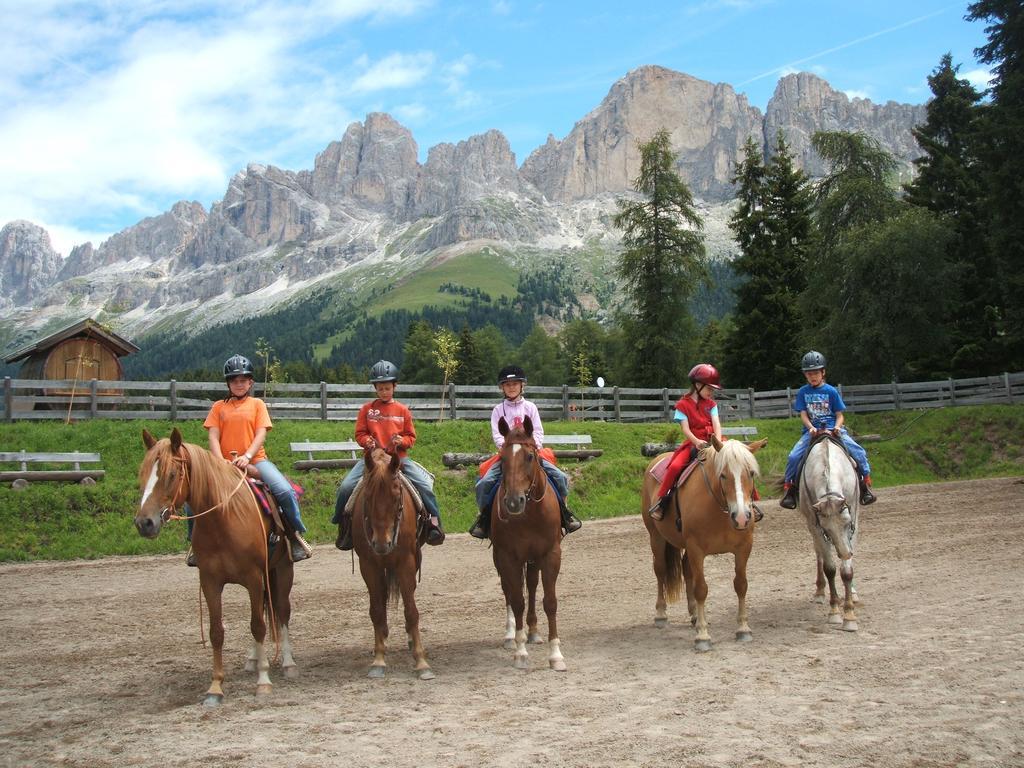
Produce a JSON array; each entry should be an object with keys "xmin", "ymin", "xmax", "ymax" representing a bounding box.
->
[
  {"xmin": 963, "ymin": 68, "xmax": 993, "ymax": 90},
  {"xmin": 350, "ymin": 52, "xmax": 435, "ymax": 93},
  {"xmin": 0, "ymin": 0, "xmax": 430, "ymax": 249},
  {"xmin": 394, "ymin": 102, "xmax": 429, "ymax": 122},
  {"xmin": 843, "ymin": 88, "xmax": 872, "ymax": 101}
]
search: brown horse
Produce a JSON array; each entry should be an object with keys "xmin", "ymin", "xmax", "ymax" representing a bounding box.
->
[
  {"xmin": 134, "ymin": 428, "xmax": 296, "ymax": 706},
  {"xmin": 641, "ymin": 435, "xmax": 767, "ymax": 652},
  {"xmin": 490, "ymin": 416, "xmax": 567, "ymax": 671},
  {"xmin": 351, "ymin": 446, "xmax": 434, "ymax": 680}
]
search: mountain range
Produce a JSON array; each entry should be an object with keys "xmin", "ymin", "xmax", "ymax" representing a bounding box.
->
[{"xmin": 0, "ymin": 65, "xmax": 926, "ymax": 372}]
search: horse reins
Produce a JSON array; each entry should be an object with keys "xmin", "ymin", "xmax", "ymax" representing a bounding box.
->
[
  {"xmin": 360, "ymin": 479, "xmax": 405, "ymax": 553},
  {"xmin": 496, "ymin": 443, "xmax": 547, "ymax": 521},
  {"xmin": 161, "ymin": 448, "xmax": 248, "ymax": 524}
]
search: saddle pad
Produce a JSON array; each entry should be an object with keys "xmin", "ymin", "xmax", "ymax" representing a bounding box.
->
[{"xmin": 648, "ymin": 455, "xmax": 701, "ymax": 489}]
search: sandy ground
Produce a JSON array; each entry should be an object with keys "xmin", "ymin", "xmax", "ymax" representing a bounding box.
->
[{"xmin": 1, "ymin": 477, "xmax": 1023, "ymax": 768}]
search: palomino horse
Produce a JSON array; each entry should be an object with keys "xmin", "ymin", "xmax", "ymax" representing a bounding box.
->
[
  {"xmin": 798, "ymin": 434, "xmax": 860, "ymax": 631},
  {"xmin": 134, "ymin": 429, "xmax": 296, "ymax": 706},
  {"xmin": 490, "ymin": 416, "xmax": 567, "ymax": 671},
  {"xmin": 641, "ymin": 435, "xmax": 767, "ymax": 652},
  {"xmin": 351, "ymin": 446, "xmax": 434, "ymax": 680}
]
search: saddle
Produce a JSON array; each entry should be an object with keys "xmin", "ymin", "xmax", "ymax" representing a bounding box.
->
[
  {"xmin": 648, "ymin": 452, "xmax": 701, "ymax": 490},
  {"xmin": 792, "ymin": 433, "xmax": 858, "ymax": 491},
  {"xmin": 247, "ymin": 478, "xmax": 303, "ymax": 538}
]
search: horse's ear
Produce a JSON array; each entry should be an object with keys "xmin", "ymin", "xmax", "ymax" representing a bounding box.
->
[
  {"xmin": 523, "ymin": 416, "xmax": 533, "ymax": 437},
  {"xmin": 498, "ymin": 417, "xmax": 510, "ymax": 437},
  {"xmin": 710, "ymin": 434, "xmax": 723, "ymax": 451},
  {"xmin": 170, "ymin": 428, "xmax": 183, "ymax": 453},
  {"xmin": 389, "ymin": 450, "xmax": 401, "ymax": 473},
  {"xmin": 748, "ymin": 438, "xmax": 768, "ymax": 453},
  {"xmin": 142, "ymin": 429, "xmax": 156, "ymax": 449}
]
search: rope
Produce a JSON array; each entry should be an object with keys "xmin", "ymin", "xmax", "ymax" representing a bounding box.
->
[{"xmin": 868, "ymin": 406, "xmax": 943, "ymax": 442}]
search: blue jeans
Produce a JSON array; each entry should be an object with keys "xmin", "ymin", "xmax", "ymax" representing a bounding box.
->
[
  {"xmin": 332, "ymin": 457, "xmax": 440, "ymax": 523},
  {"xmin": 784, "ymin": 429, "xmax": 871, "ymax": 484},
  {"xmin": 474, "ymin": 458, "xmax": 569, "ymax": 510},
  {"xmin": 187, "ymin": 458, "xmax": 305, "ymax": 538}
]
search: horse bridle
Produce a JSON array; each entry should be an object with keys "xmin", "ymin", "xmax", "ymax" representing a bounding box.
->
[
  {"xmin": 801, "ymin": 444, "xmax": 856, "ymax": 536},
  {"xmin": 699, "ymin": 455, "xmax": 754, "ymax": 514},
  {"xmin": 156, "ymin": 447, "xmax": 246, "ymax": 524},
  {"xmin": 360, "ymin": 476, "xmax": 405, "ymax": 553}
]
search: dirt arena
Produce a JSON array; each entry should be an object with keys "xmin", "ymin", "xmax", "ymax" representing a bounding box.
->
[{"xmin": 1, "ymin": 477, "xmax": 1022, "ymax": 767}]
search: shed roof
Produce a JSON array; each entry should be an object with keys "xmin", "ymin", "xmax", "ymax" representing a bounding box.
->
[{"xmin": 3, "ymin": 318, "xmax": 140, "ymax": 364}]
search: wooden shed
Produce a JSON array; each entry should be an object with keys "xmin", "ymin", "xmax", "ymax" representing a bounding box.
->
[{"xmin": 4, "ymin": 319, "xmax": 139, "ymax": 404}]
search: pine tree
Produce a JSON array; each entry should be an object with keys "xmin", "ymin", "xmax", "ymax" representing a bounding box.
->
[
  {"xmin": 966, "ymin": 1, "xmax": 1024, "ymax": 368},
  {"xmin": 723, "ymin": 134, "xmax": 812, "ymax": 388},
  {"xmin": 614, "ymin": 129, "xmax": 707, "ymax": 387},
  {"xmin": 904, "ymin": 53, "xmax": 999, "ymax": 375}
]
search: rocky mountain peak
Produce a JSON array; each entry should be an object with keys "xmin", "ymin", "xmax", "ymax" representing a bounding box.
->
[{"xmin": 0, "ymin": 221, "xmax": 62, "ymax": 309}]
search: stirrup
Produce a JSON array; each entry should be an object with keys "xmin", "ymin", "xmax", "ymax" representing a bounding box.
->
[
  {"xmin": 562, "ymin": 513, "xmax": 582, "ymax": 534},
  {"xmin": 469, "ymin": 512, "xmax": 489, "ymax": 540},
  {"xmin": 426, "ymin": 519, "xmax": 445, "ymax": 546},
  {"xmin": 779, "ymin": 487, "xmax": 798, "ymax": 509},
  {"xmin": 186, "ymin": 547, "xmax": 197, "ymax": 567},
  {"xmin": 335, "ymin": 520, "xmax": 353, "ymax": 551}
]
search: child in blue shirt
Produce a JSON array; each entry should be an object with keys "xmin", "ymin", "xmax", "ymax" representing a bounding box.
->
[{"xmin": 779, "ymin": 350, "xmax": 877, "ymax": 509}]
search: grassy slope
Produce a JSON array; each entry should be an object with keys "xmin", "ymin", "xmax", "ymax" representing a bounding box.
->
[{"xmin": 1, "ymin": 404, "xmax": 1021, "ymax": 562}]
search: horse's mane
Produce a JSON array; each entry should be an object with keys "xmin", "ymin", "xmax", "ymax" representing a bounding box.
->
[
  {"xmin": 503, "ymin": 426, "xmax": 535, "ymax": 448},
  {"xmin": 363, "ymin": 449, "xmax": 400, "ymax": 495},
  {"xmin": 146, "ymin": 438, "xmax": 252, "ymax": 512},
  {"xmin": 711, "ymin": 439, "xmax": 760, "ymax": 478}
]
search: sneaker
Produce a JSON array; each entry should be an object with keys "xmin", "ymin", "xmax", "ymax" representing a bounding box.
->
[
  {"xmin": 426, "ymin": 519, "xmax": 445, "ymax": 546},
  {"xmin": 186, "ymin": 548, "xmax": 197, "ymax": 567},
  {"xmin": 779, "ymin": 485, "xmax": 798, "ymax": 509},
  {"xmin": 469, "ymin": 512, "xmax": 488, "ymax": 540},
  {"xmin": 289, "ymin": 534, "xmax": 312, "ymax": 562},
  {"xmin": 563, "ymin": 513, "xmax": 582, "ymax": 534},
  {"xmin": 859, "ymin": 482, "xmax": 877, "ymax": 506},
  {"xmin": 335, "ymin": 519, "xmax": 353, "ymax": 551},
  {"xmin": 648, "ymin": 494, "xmax": 670, "ymax": 521}
]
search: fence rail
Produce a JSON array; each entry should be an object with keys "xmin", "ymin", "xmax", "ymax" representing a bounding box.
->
[{"xmin": 2, "ymin": 373, "xmax": 1022, "ymax": 423}]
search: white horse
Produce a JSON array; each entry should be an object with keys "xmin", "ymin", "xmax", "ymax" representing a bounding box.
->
[{"xmin": 798, "ymin": 436, "xmax": 860, "ymax": 631}]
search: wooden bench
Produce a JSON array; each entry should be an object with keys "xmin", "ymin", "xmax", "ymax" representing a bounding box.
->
[
  {"xmin": 640, "ymin": 426, "xmax": 760, "ymax": 457},
  {"xmin": 1, "ymin": 451, "xmax": 105, "ymax": 487},
  {"xmin": 291, "ymin": 440, "xmax": 363, "ymax": 471},
  {"xmin": 442, "ymin": 433, "xmax": 602, "ymax": 469}
]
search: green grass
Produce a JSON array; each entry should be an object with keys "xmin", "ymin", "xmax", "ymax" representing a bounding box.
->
[
  {"xmin": 1, "ymin": 404, "xmax": 1021, "ymax": 562},
  {"xmin": 367, "ymin": 250, "xmax": 518, "ymax": 316}
]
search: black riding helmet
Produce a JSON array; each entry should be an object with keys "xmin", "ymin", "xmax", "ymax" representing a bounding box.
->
[
  {"xmin": 369, "ymin": 360, "xmax": 399, "ymax": 383},
  {"xmin": 801, "ymin": 350, "xmax": 827, "ymax": 372},
  {"xmin": 224, "ymin": 354, "xmax": 255, "ymax": 379},
  {"xmin": 497, "ymin": 365, "xmax": 527, "ymax": 384}
]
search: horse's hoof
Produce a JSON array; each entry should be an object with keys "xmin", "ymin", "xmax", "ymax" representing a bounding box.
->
[
  {"xmin": 842, "ymin": 620, "xmax": 859, "ymax": 632},
  {"xmin": 527, "ymin": 632, "xmax": 543, "ymax": 644},
  {"xmin": 202, "ymin": 694, "xmax": 224, "ymax": 708},
  {"xmin": 735, "ymin": 631, "xmax": 753, "ymax": 643},
  {"xmin": 418, "ymin": 668, "xmax": 436, "ymax": 681},
  {"xmin": 283, "ymin": 665, "xmax": 299, "ymax": 680},
  {"xmin": 694, "ymin": 639, "xmax": 712, "ymax": 653},
  {"xmin": 654, "ymin": 617, "xmax": 668, "ymax": 629},
  {"xmin": 368, "ymin": 665, "xmax": 386, "ymax": 679},
  {"xmin": 828, "ymin": 613, "xmax": 843, "ymax": 625},
  {"xmin": 255, "ymin": 683, "xmax": 272, "ymax": 697},
  {"xmin": 503, "ymin": 638, "xmax": 516, "ymax": 651},
  {"xmin": 514, "ymin": 655, "xmax": 529, "ymax": 670},
  {"xmin": 549, "ymin": 658, "xmax": 567, "ymax": 672}
]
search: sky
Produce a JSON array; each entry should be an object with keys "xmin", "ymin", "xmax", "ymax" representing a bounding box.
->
[{"xmin": 0, "ymin": 0, "xmax": 992, "ymax": 256}]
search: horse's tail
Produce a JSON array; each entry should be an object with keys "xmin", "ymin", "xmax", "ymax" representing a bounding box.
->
[
  {"xmin": 663, "ymin": 541, "xmax": 683, "ymax": 604},
  {"xmin": 386, "ymin": 567, "xmax": 401, "ymax": 607}
]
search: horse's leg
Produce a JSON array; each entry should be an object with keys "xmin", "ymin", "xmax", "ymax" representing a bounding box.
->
[
  {"xmin": 814, "ymin": 555, "xmax": 827, "ymax": 604},
  {"xmin": 540, "ymin": 548, "xmax": 565, "ymax": 671},
  {"xmin": 503, "ymin": 602, "xmax": 516, "ymax": 651},
  {"xmin": 359, "ymin": 559, "xmax": 390, "ymax": 677},
  {"xmin": 734, "ymin": 540, "xmax": 753, "ymax": 642},
  {"xmin": 682, "ymin": 552, "xmax": 697, "ymax": 627},
  {"xmin": 526, "ymin": 562, "xmax": 543, "ymax": 644},
  {"xmin": 645, "ymin": 518, "xmax": 670, "ymax": 628},
  {"xmin": 496, "ymin": 557, "xmax": 528, "ymax": 669},
  {"xmin": 398, "ymin": 554, "xmax": 435, "ymax": 680},
  {"xmin": 199, "ymin": 575, "xmax": 227, "ymax": 706},
  {"xmin": 274, "ymin": 564, "xmax": 297, "ymax": 678},
  {"xmin": 819, "ymin": 540, "xmax": 843, "ymax": 626},
  {"xmin": 839, "ymin": 557, "xmax": 858, "ymax": 631},
  {"xmin": 688, "ymin": 548, "xmax": 713, "ymax": 652},
  {"xmin": 244, "ymin": 573, "xmax": 272, "ymax": 697}
]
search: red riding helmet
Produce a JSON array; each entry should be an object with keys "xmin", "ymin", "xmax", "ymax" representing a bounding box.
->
[{"xmin": 688, "ymin": 363, "xmax": 722, "ymax": 390}]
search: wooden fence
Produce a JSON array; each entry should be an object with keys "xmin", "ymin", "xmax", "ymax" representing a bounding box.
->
[{"xmin": 2, "ymin": 372, "xmax": 1021, "ymax": 424}]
